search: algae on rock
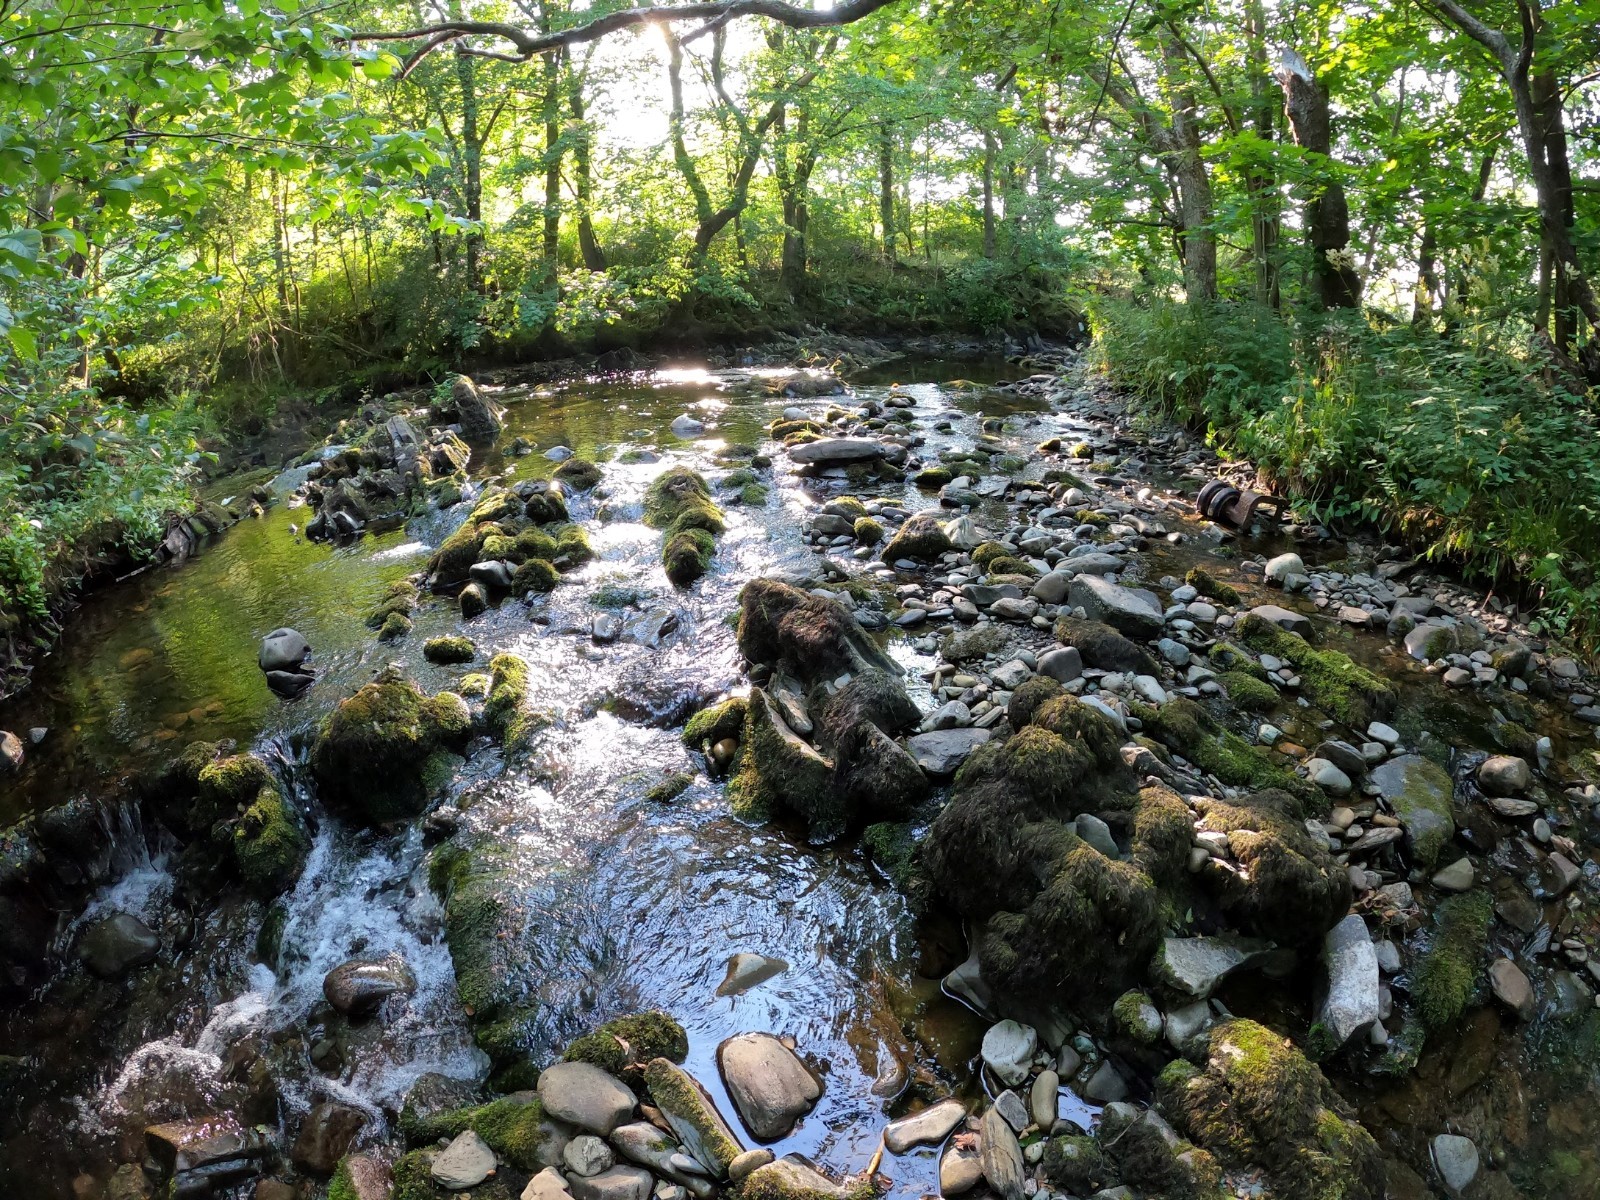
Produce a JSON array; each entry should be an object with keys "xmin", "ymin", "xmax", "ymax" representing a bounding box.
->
[
  {"xmin": 1235, "ymin": 614, "xmax": 1396, "ymax": 729},
  {"xmin": 311, "ymin": 679, "xmax": 471, "ymax": 823}
]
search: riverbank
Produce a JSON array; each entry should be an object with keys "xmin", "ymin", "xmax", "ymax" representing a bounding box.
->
[{"xmin": 1, "ymin": 346, "xmax": 1597, "ymax": 1200}]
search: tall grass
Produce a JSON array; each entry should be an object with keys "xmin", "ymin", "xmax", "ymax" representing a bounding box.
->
[{"xmin": 1091, "ymin": 297, "xmax": 1600, "ymax": 650}]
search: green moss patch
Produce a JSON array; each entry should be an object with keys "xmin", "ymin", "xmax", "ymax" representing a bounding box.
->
[
  {"xmin": 1236, "ymin": 614, "xmax": 1396, "ymax": 728},
  {"xmin": 424, "ymin": 635, "xmax": 476, "ymax": 665},
  {"xmin": 564, "ymin": 1012, "xmax": 688, "ymax": 1078},
  {"xmin": 311, "ymin": 679, "xmax": 471, "ymax": 822},
  {"xmin": 1412, "ymin": 889, "xmax": 1492, "ymax": 1029}
]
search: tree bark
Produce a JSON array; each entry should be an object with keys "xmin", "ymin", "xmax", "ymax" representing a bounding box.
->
[
  {"xmin": 1159, "ymin": 35, "xmax": 1216, "ymax": 303},
  {"xmin": 982, "ymin": 131, "xmax": 997, "ymax": 259},
  {"xmin": 453, "ymin": 48, "xmax": 484, "ymax": 292},
  {"xmin": 878, "ymin": 124, "xmax": 896, "ymax": 264},
  {"xmin": 568, "ymin": 70, "xmax": 607, "ymax": 271},
  {"xmin": 1245, "ymin": 0, "xmax": 1280, "ymax": 308},
  {"xmin": 540, "ymin": 50, "xmax": 564, "ymax": 287},
  {"xmin": 1413, "ymin": 221, "xmax": 1439, "ymax": 328},
  {"xmin": 1276, "ymin": 48, "xmax": 1359, "ymax": 308}
]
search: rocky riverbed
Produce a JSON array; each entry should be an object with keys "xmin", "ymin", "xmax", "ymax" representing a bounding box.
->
[{"xmin": 1, "ymin": 345, "xmax": 1597, "ymax": 1200}]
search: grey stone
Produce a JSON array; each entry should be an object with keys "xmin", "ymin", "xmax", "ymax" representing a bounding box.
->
[
  {"xmin": 717, "ymin": 1032, "xmax": 821, "ymax": 1141},
  {"xmin": 1305, "ymin": 758, "xmax": 1353, "ymax": 796},
  {"xmin": 523, "ymin": 1168, "xmax": 573, "ymax": 1200},
  {"xmin": 538, "ymin": 1062, "xmax": 636, "ymax": 1135},
  {"xmin": 78, "ymin": 913, "xmax": 161, "ymax": 978},
  {"xmin": 941, "ymin": 1145, "xmax": 983, "ymax": 1195},
  {"xmin": 980, "ymin": 1107, "xmax": 1025, "ymax": 1200},
  {"xmin": 570, "ymin": 1166, "xmax": 654, "ymax": 1200},
  {"xmin": 1082, "ymin": 1060, "xmax": 1128, "ymax": 1103},
  {"xmin": 1247, "ymin": 604, "xmax": 1312, "ymax": 637},
  {"xmin": 1370, "ymin": 754, "xmax": 1455, "ymax": 867},
  {"xmin": 259, "ymin": 627, "xmax": 310, "ymax": 672},
  {"xmin": 323, "ymin": 954, "xmax": 416, "ymax": 1015},
  {"xmin": 1264, "ymin": 553, "xmax": 1305, "ymax": 583},
  {"xmin": 564, "ymin": 1135, "xmax": 615, "ymax": 1177},
  {"xmin": 727, "ymin": 1150, "xmax": 774, "ymax": 1184},
  {"xmin": 981, "ymin": 1020, "xmax": 1038, "ymax": 1087},
  {"xmin": 1074, "ymin": 813, "xmax": 1119, "ymax": 858},
  {"xmin": 906, "ymin": 728, "xmax": 991, "ymax": 776},
  {"xmin": 1431, "ymin": 857, "xmax": 1475, "ymax": 892},
  {"xmin": 884, "ymin": 1098, "xmax": 967, "ymax": 1154},
  {"xmin": 789, "ymin": 438, "xmax": 886, "ymax": 464},
  {"xmin": 670, "ymin": 414, "xmax": 706, "ymax": 436},
  {"xmin": 1030, "ymin": 1071, "xmax": 1059, "ymax": 1129},
  {"xmin": 1068, "ymin": 575, "xmax": 1164, "ymax": 639},
  {"xmin": 1431, "ymin": 1134, "xmax": 1479, "ymax": 1196},
  {"xmin": 1037, "ymin": 647, "xmax": 1083, "ymax": 683},
  {"xmin": 1478, "ymin": 755, "xmax": 1531, "ymax": 796},
  {"xmin": 1318, "ymin": 915, "xmax": 1380, "ymax": 1048},
  {"xmin": 1162, "ymin": 1002, "xmax": 1214, "ymax": 1052},
  {"xmin": 1151, "ymin": 935, "xmax": 1274, "ymax": 997},
  {"xmin": 1488, "ymin": 957, "xmax": 1535, "ymax": 1021},
  {"xmin": 432, "ymin": 1131, "xmax": 497, "ymax": 1190},
  {"xmin": 993, "ymin": 1089, "xmax": 1029, "ymax": 1132}
]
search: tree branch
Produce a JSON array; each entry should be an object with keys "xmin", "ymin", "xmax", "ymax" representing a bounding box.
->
[{"xmin": 350, "ymin": 0, "xmax": 900, "ymax": 78}]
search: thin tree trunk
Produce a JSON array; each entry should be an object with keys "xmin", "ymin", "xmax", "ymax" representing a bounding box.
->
[
  {"xmin": 1160, "ymin": 35, "xmax": 1217, "ymax": 303},
  {"xmin": 1413, "ymin": 222, "xmax": 1439, "ymax": 328},
  {"xmin": 453, "ymin": 48, "xmax": 484, "ymax": 292},
  {"xmin": 982, "ymin": 131, "xmax": 997, "ymax": 259},
  {"xmin": 878, "ymin": 124, "xmax": 896, "ymax": 264},
  {"xmin": 541, "ymin": 51, "xmax": 564, "ymax": 287},
  {"xmin": 1245, "ymin": 0, "xmax": 1280, "ymax": 308},
  {"xmin": 1277, "ymin": 48, "xmax": 1360, "ymax": 308},
  {"xmin": 568, "ymin": 73, "xmax": 606, "ymax": 271}
]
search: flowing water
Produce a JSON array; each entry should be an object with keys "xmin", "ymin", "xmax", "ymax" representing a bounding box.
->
[{"xmin": 5, "ymin": 357, "xmax": 1600, "ymax": 1199}]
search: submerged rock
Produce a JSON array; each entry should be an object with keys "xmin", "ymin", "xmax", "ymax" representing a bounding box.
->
[
  {"xmin": 145, "ymin": 1117, "xmax": 272, "ymax": 1195},
  {"xmin": 717, "ymin": 1033, "xmax": 822, "ymax": 1141},
  {"xmin": 78, "ymin": 912, "xmax": 161, "ymax": 978},
  {"xmin": 883, "ymin": 1098, "xmax": 966, "ymax": 1154},
  {"xmin": 323, "ymin": 954, "xmax": 417, "ymax": 1016},
  {"xmin": 716, "ymin": 953, "xmax": 789, "ymax": 998},
  {"xmin": 291, "ymin": 1102, "xmax": 367, "ymax": 1175}
]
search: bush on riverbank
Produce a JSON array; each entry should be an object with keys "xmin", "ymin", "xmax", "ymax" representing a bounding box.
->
[{"xmin": 1092, "ymin": 297, "xmax": 1600, "ymax": 649}]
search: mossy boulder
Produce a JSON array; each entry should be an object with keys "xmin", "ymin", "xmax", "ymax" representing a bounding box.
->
[
  {"xmin": 986, "ymin": 556, "xmax": 1037, "ymax": 577},
  {"xmin": 524, "ymin": 483, "xmax": 570, "ymax": 525},
  {"xmin": 1136, "ymin": 698, "xmax": 1321, "ymax": 807},
  {"xmin": 233, "ymin": 788, "xmax": 309, "ymax": 896},
  {"xmin": 513, "ymin": 529, "xmax": 559, "ymax": 563},
  {"xmin": 880, "ymin": 512, "xmax": 952, "ymax": 563},
  {"xmin": 400, "ymin": 1093, "xmax": 561, "ymax": 1173},
  {"xmin": 644, "ymin": 1058, "xmax": 742, "ymax": 1176},
  {"xmin": 511, "ymin": 558, "xmax": 560, "ymax": 597},
  {"xmin": 424, "ymin": 636, "xmax": 477, "ymax": 665},
  {"xmin": 915, "ymin": 466, "xmax": 953, "ymax": 489},
  {"xmin": 1236, "ymin": 614, "xmax": 1396, "ymax": 729},
  {"xmin": 663, "ymin": 527, "xmax": 716, "ymax": 586},
  {"xmin": 853, "ymin": 517, "xmax": 884, "ymax": 545},
  {"xmin": 832, "ymin": 719, "xmax": 927, "ymax": 818},
  {"xmin": 554, "ymin": 524, "xmax": 594, "ymax": 567},
  {"xmin": 737, "ymin": 578, "xmax": 898, "ymax": 681},
  {"xmin": 378, "ymin": 611, "xmax": 413, "ymax": 641},
  {"xmin": 922, "ymin": 693, "xmax": 1187, "ymax": 1006},
  {"xmin": 1054, "ymin": 617, "xmax": 1158, "ymax": 675},
  {"xmin": 366, "ymin": 579, "xmax": 420, "ymax": 630},
  {"xmin": 485, "ymin": 653, "xmax": 545, "ymax": 752},
  {"xmin": 725, "ymin": 689, "xmax": 840, "ymax": 838},
  {"xmin": 1042, "ymin": 1135, "xmax": 1106, "ymax": 1195},
  {"xmin": 1412, "ymin": 889, "xmax": 1492, "ymax": 1029},
  {"xmin": 863, "ymin": 822, "xmax": 923, "ymax": 896},
  {"xmin": 1159, "ymin": 1019, "xmax": 1384, "ymax": 1200},
  {"xmin": 683, "ymin": 696, "xmax": 748, "ymax": 749},
  {"xmin": 1189, "ymin": 789, "xmax": 1350, "ymax": 947},
  {"xmin": 554, "ymin": 458, "xmax": 602, "ymax": 490},
  {"xmin": 563, "ymin": 1012, "xmax": 688, "ymax": 1082},
  {"xmin": 430, "ymin": 521, "xmax": 490, "ymax": 584},
  {"xmin": 311, "ymin": 679, "xmax": 472, "ymax": 822}
]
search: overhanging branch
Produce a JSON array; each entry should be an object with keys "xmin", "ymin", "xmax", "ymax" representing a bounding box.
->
[{"xmin": 347, "ymin": 0, "xmax": 901, "ymax": 79}]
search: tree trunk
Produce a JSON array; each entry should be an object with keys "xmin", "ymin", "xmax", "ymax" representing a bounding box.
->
[
  {"xmin": 568, "ymin": 74, "xmax": 606, "ymax": 271},
  {"xmin": 1277, "ymin": 48, "xmax": 1359, "ymax": 308},
  {"xmin": 1245, "ymin": 0, "xmax": 1280, "ymax": 308},
  {"xmin": 1160, "ymin": 36, "xmax": 1216, "ymax": 303},
  {"xmin": 453, "ymin": 48, "xmax": 484, "ymax": 293},
  {"xmin": 777, "ymin": 117, "xmax": 816, "ymax": 300},
  {"xmin": 541, "ymin": 51, "xmax": 564, "ymax": 287},
  {"xmin": 878, "ymin": 124, "xmax": 896, "ymax": 264},
  {"xmin": 982, "ymin": 131, "xmax": 997, "ymax": 259},
  {"xmin": 1413, "ymin": 221, "xmax": 1439, "ymax": 328}
]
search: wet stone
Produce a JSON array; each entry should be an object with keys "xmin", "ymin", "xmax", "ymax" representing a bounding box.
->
[
  {"xmin": 883, "ymin": 1098, "xmax": 966, "ymax": 1154},
  {"xmin": 717, "ymin": 1032, "xmax": 821, "ymax": 1141},
  {"xmin": 538, "ymin": 1061, "xmax": 637, "ymax": 1135},
  {"xmin": 323, "ymin": 954, "xmax": 417, "ymax": 1015},
  {"xmin": 981, "ymin": 1020, "xmax": 1038, "ymax": 1088},
  {"xmin": 78, "ymin": 913, "xmax": 161, "ymax": 978},
  {"xmin": 570, "ymin": 1166, "xmax": 654, "ymax": 1200},
  {"xmin": 433, "ymin": 1130, "xmax": 497, "ymax": 1190}
]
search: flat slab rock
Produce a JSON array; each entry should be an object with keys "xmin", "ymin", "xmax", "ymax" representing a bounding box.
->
[
  {"xmin": 717, "ymin": 1033, "xmax": 821, "ymax": 1141},
  {"xmin": 788, "ymin": 438, "xmax": 887, "ymax": 464},
  {"xmin": 1151, "ymin": 935, "xmax": 1275, "ymax": 998},
  {"xmin": 1318, "ymin": 914, "xmax": 1380, "ymax": 1048},
  {"xmin": 884, "ymin": 1098, "xmax": 967, "ymax": 1154},
  {"xmin": 906, "ymin": 728, "xmax": 991, "ymax": 776}
]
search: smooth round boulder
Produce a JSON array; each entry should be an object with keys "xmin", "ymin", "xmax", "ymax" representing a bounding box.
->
[
  {"xmin": 77, "ymin": 912, "xmax": 161, "ymax": 978},
  {"xmin": 259, "ymin": 627, "xmax": 310, "ymax": 673},
  {"xmin": 980, "ymin": 1019, "xmax": 1037, "ymax": 1088},
  {"xmin": 716, "ymin": 1033, "xmax": 821, "ymax": 1141},
  {"xmin": 537, "ymin": 1061, "xmax": 636, "ymax": 1135},
  {"xmin": 322, "ymin": 954, "xmax": 417, "ymax": 1016},
  {"xmin": 1477, "ymin": 755, "xmax": 1530, "ymax": 796},
  {"xmin": 433, "ymin": 1130, "xmax": 497, "ymax": 1190}
]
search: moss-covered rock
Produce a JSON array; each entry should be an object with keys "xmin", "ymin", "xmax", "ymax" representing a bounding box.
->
[
  {"xmin": 513, "ymin": 529, "xmax": 559, "ymax": 563},
  {"xmin": 563, "ymin": 1012, "xmax": 688, "ymax": 1081},
  {"xmin": 643, "ymin": 771, "xmax": 693, "ymax": 803},
  {"xmin": 1054, "ymin": 617, "xmax": 1158, "ymax": 675},
  {"xmin": 1159, "ymin": 1019, "xmax": 1384, "ymax": 1200},
  {"xmin": 511, "ymin": 558, "xmax": 560, "ymax": 597},
  {"xmin": 366, "ymin": 579, "xmax": 420, "ymax": 630},
  {"xmin": 921, "ymin": 700, "xmax": 1187, "ymax": 1006},
  {"xmin": 1412, "ymin": 889, "xmax": 1491, "ymax": 1029},
  {"xmin": 1184, "ymin": 566, "xmax": 1241, "ymax": 607},
  {"xmin": 881, "ymin": 512, "xmax": 952, "ymax": 563},
  {"xmin": 1136, "ymin": 698, "xmax": 1321, "ymax": 807},
  {"xmin": 399, "ymin": 1094, "xmax": 557, "ymax": 1171},
  {"xmin": 863, "ymin": 821, "xmax": 923, "ymax": 897},
  {"xmin": 915, "ymin": 466, "xmax": 953, "ymax": 489},
  {"xmin": 645, "ymin": 467, "xmax": 725, "ymax": 535},
  {"xmin": 459, "ymin": 582, "xmax": 489, "ymax": 618},
  {"xmin": 832, "ymin": 719, "xmax": 927, "ymax": 818},
  {"xmin": 485, "ymin": 653, "xmax": 544, "ymax": 752},
  {"xmin": 555, "ymin": 524, "xmax": 594, "ymax": 567},
  {"xmin": 233, "ymin": 787, "xmax": 309, "ymax": 896},
  {"xmin": 430, "ymin": 520, "xmax": 489, "ymax": 584},
  {"xmin": 663, "ymin": 527, "xmax": 716, "ymax": 586},
  {"xmin": 1189, "ymin": 789, "xmax": 1349, "ymax": 947},
  {"xmin": 1113, "ymin": 990, "xmax": 1165, "ymax": 1044},
  {"xmin": 986, "ymin": 556, "xmax": 1037, "ymax": 577},
  {"xmin": 554, "ymin": 458, "xmax": 602, "ymax": 490},
  {"xmin": 1007, "ymin": 676, "xmax": 1064, "ymax": 729},
  {"xmin": 424, "ymin": 635, "xmax": 476, "ymax": 665},
  {"xmin": 524, "ymin": 483, "xmax": 570, "ymax": 525},
  {"xmin": 644, "ymin": 1057, "xmax": 742, "ymax": 1176},
  {"xmin": 311, "ymin": 679, "xmax": 472, "ymax": 822},
  {"xmin": 1221, "ymin": 671, "xmax": 1278, "ymax": 712},
  {"xmin": 1042, "ymin": 1135, "xmax": 1106, "ymax": 1195},
  {"xmin": 726, "ymin": 689, "xmax": 839, "ymax": 837},
  {"xmin": 1235, "ymin": 614, "xmax": 1396, "ymax": 729},
  {"xmin": 737, "ymin": 579, "xmax": 898, "ymax": 681},
  {"xmin": 683, "ymin": 696, "xmax": 748, "ymax": 748},
  {"xmin": 853, "ymin": 517, "xmax": 884, "ymax": 545}
]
